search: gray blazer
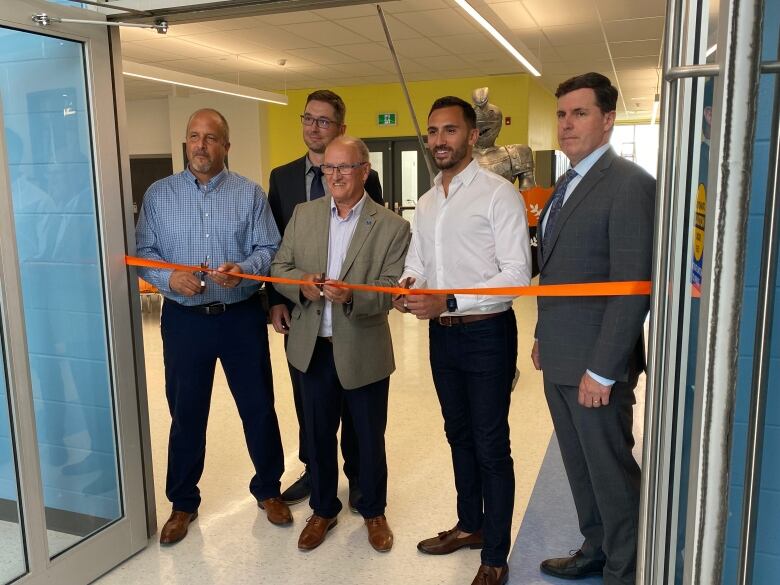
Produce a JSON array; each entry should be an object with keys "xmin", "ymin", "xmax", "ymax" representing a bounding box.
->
[
  {"xmin": 535, "ymin": 148, "xmax": 656, "ymax": 386},
  {"xmin": 270, "ymin": 195, "xmax": 411, "ymax": 389}
]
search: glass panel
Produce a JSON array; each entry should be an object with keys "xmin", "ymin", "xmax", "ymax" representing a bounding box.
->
[
  {"xmin": 400, "ymin": 150, "xmax": 417, "ymax": 223},
  {"xmin": 369, "ymin": 151, "xmax": 384, "ymax": 193},
  {"xmin": 0, "ymin": 331, "xmax": 26, "ymax": 584},
  {"xmin": 0, "ymin": 27, "xmax": 121, "ymax": 557}
]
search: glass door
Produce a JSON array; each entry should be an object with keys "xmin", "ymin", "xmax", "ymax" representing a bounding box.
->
[{"xmin": 0, "ymin": 1, "xmax": 149, "ymax": 583}]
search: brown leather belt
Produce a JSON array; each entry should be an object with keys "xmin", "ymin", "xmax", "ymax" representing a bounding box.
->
[{"xmin": 435, "ymin": 312, "xmax": 504, "ymax": 327}]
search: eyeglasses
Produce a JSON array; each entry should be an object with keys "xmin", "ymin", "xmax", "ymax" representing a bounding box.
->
[
  {"xmin": 320, "ymin": 162, "xmax": 367, "ymax": 175},
  {"xmin": 300, "ymin": 114, "xmax": 335, "ymax": 129}
]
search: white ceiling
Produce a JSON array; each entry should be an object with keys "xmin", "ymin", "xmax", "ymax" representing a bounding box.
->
[{"xmin": 120, "ymin": 0, "xmax": 665, "ymax": 119}]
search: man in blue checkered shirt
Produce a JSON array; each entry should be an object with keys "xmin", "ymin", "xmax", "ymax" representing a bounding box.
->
[{"xmin": 135, "ymin": 108, "xmax": 291, "ymax": 545}]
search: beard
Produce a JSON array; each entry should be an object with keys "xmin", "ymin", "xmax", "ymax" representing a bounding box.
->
[
  {"xmin": 189, "ymin": 150, "xmax": 214, "ymax": 173},
  {"xmin": 432, "ymin": 143, "xmax": 469, "ymax": 170}
]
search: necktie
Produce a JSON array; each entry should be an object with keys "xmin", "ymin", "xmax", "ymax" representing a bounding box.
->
[
  {"xmin": 310, "ymin": 165, "xmax": 325, "ymax": 200},
  {"xmin": 542, "ymin": 168, "xmax": 578, "ymax": 258}
]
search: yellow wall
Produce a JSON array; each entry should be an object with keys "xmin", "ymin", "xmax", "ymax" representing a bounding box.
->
[{"xmin": 264, "ymin": 73, "xmax": 558, "ymax": 185}]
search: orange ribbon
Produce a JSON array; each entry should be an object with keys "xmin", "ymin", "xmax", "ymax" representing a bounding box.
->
[{"xmin": 125, "ymin": 255, "xmax": 652, "ymax": 297}]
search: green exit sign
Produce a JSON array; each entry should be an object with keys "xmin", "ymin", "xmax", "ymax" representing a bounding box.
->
[{"xmin": 378, "ymin": 112, "xmax": 397, "ymax": 126}]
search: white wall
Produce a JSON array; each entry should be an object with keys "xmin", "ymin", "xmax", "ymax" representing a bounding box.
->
[
  {"xmin": 167, "ymin": 93, "xmax": 266, "ymax": 186},
  {"xmin": 125, "ymin": 92, "xmax": 268, "ymax": 187},
  {"xmin": 125, "ymin": 98, "xmax": 171, "ymax": 156}
]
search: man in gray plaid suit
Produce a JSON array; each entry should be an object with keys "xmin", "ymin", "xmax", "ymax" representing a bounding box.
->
[{"xmin": 531, "ymin": 73, "xmax": 656, "ymax": 585}]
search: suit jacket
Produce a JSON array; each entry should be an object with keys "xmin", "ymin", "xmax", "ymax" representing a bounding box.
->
[
  {"xmin": 270, "ymin": 196, "xmax": 410, "ymax": 389},
  {"xmin": 535, "ymin": 148, "xmax": 656, "ymax": 387},
  {"xmin": 266, "ymin": 154, "xmax": 383, "ymax": 307}
]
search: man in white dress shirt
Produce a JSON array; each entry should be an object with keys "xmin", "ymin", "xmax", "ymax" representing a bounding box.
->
[{"xmin": 394, "ymin": 96, "xmax": 531, "ymax": 585}]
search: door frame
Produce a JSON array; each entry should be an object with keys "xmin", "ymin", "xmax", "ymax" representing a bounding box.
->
[{"xmin": 0, "ymin": 2, "xmax": 150, "ymax": 583}]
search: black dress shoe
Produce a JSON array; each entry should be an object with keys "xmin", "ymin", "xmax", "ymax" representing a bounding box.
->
[
  {"xmin": 348, "ymin": 483, "xmax": 362, "ymax": 514},
  {"xmin": 281, "ymin": 468, "xmax": 311, "ymax": 504},
  {"xmin": 540, "ymin": 550, "xmax": 605, "ymax": 579}
]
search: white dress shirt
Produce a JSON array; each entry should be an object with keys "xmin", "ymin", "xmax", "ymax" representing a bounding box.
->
[
  {"xmin": 318, "ymin": 194, "xmax": 367, "ymax": 337},
  {"xmin": 402, "ymin": 159, "xmax": 531, "ymax": 315}
]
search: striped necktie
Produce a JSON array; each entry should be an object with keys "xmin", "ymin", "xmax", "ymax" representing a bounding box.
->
[{"xmin": 542, "ymin": 168, "xmax": 578, "ymax": 258}]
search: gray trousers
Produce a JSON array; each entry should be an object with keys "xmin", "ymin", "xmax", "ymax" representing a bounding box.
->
[{"xmin": 543, "ymin": 375, "xmax": 641, "ymax": 585}]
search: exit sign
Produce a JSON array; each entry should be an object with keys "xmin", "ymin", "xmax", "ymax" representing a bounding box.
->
[{"xmin": 378, "ymin": 112, "xmax": 397, "ymax": 126}]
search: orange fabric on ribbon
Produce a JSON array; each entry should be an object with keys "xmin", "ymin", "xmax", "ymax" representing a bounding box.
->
[{"xmin": 125, "ymin": 255, "xmax": 651, "ymax": 297}]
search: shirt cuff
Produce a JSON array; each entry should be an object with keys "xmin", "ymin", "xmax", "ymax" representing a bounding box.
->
[{"xmin": 587, "ymin": 369, "xmax": 614, "ymax": 387}]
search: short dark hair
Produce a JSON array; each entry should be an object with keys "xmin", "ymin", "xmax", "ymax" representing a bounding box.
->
[
  {"xmin": 306, "ymin": 89, "xmax": 346, "ymax": 125},
  {"xmin": 555, "ymin": 72, "xmax": 618, "ymax": 114},
  {"xmin": 428, "ymin": 96, "xmax": 477, "ymax": 129}
]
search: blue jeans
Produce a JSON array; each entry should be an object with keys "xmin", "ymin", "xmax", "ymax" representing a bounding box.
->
[{"xmin": 429, "ymin": 310, "xmax": 518, "ymax": 567}]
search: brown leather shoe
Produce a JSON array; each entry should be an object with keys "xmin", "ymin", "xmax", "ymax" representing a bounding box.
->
[
  {"xmin": 159, "ymin": 510, "xmax": 198, "ymax": 545},
  {"xmin": 417, "ymin": 525, "xmax": 483, "ymax": 555},
  {"xmin": 471, "ymin": 564, "xmax": 509, "ymax": 585},
  {"xmin": 258, "ymin": 497, "xmax": 293, "ymax": 526},
  {"xmin": 365, "ymin": 515, "xmax": 393, "ymax": 552},
  {"xmin": 298, "ymin": 514, "xmax": 337, "ymax": 551}
]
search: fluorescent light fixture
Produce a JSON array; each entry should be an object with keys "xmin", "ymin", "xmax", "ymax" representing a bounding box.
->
[
  {"xmin": 453, "ymin": 0, "xmax": 541, "ymax": 77},
  {"xmin": 122, "ymin": 61, "xmax": 288, "ymax": 106},
  {"xmin": 650, "ymin": 93, "xmax": 660, "ymax": 125},
  {"xmin": 706, "ymin": 44, "xmax": 718, "ymax": 58}
]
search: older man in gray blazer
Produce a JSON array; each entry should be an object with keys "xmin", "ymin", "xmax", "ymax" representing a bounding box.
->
[
  {"xmin": 271, "ymin": 136, "xmax": 410, "ymax": 553},
  {"xmin": 532, "ymin": 73, "xmax": 655, "ymax": 585}
]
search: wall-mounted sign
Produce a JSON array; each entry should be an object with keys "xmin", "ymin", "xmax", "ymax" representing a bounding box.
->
[{"xmin": 377, "ymin": 112, "xmax": 397, "ymax": 126}]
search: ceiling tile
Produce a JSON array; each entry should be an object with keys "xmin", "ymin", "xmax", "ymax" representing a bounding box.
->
[
  {"xmin": 512, "ymin": 28, "xmax": 562, "ymax": 61},
  {"xmin": 383, "ymin": 0, "xmax": 450, "ymax": 13},
  {"xmin": 487, "ymin": 1, "xmax": 538, "ymax": 28},
  {"xmin": 328, "ymin": 60, "xmax": 397, "ymax": 75},
  {"xmin": 327, "ymin": 42, "xmax": 392, "ymax": 62},
  {"xmin": 521, "ymin": 0, "xmax": 599, "ymax": 27},
  {"xmin": 541, "ymin": 59, "xmax": 613, "ymax": 76},
  {"xmin": 421, "ymin": 55, "xmax": 476, "ymax": 71},
  {"xmin": 392, "ymin": 38, "xmax": 452, "ymax": 58},
  {"xmin": 337, "ymin": 15, "xmax": 421, "ymax": 42},
  {"xmin": 394, "ymin": 9, "xmax": 478, "ymax": 36},
  {"xmin": 603, "ymin": 17, "xmax": 664, "ymax": 43},
  {"xmin": 612, "ymin": 55, "xmax": 661, "ymax": 71},
  {"xmin": 281, "ymin": 21, "xmax": 372, "ymax": 45},
  {"xmin": 235, "ymin": 27, "xmax": 321, "ymax": 51},
  {"xmin": 595, "ymin": 0, "xmax": 666, "ymax": 21},
  {"xmin": 433, "ymin": 33, "xmax": 501, "ymax": 54},
  {"xmin": 119, "ymin": 27, "xmax": 158, "ymax": 43},
  {"xmin": 555, "ymin": 42, "xmax": 610, "ymax": 61},
  {"xmin": 609, "ymin": 39, "xmax": 661, "ymax": 59},
  {"xmin": 543, "ymin": 23, "xmax": 604, "ymax": 46},
  {"xmin": 253, "ymin": 11, "xmax": 322, "ymax": 25},
  {"xmin": 122, "ymin": 43, "xmax": 173, "ymax": 62},
  {"xmin": 203, "ymin": 16, "xmax": 266, "ymax": 31},
  {"xmin": 179, "ymin": 31, "xmax": 269, "ymax": 55},
  {"xmin": 285, "ymin": 46, "xmax": 360, "ymax": 66},
  {"xmin": 313, "ymin": 4, "xmax": 382, "ymax": 19}
]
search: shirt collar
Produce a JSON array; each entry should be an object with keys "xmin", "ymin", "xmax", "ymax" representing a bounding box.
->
[
  {"xmin": 184, "ymin": 166, "xmax": 229, "ymax": 190},
  {"xmin": 330, "ymin": 192, "xmax": 368, "ymax": 220},
  {"xmin": 572, "ymin": 143, "xmax": 612, "ymax": 178},
  {"xmin": 433, "ymin": 157, "xmax": 480, "ymax": 189}
]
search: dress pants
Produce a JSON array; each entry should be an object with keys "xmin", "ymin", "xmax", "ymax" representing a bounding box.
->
[
  {"xmin": 161, "ymin": 296, "xmax": 284, "ymax": 512},
  {"xmin": 543, "ymin": 374, "xmax": 641, "ymax": 585},
  {"xmin": 428, "ymin": 310, "xmax": 517, "ymax": 568},
  {"xmin": 287, "ymin": 335, "xmax": 360, "ymax": 482},
  {"xmin": 299, "ymin": 337, "xmax": 389, "ymax": 519}
]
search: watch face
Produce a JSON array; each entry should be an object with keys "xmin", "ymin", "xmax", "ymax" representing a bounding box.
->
[{"xmin": 447, "ymin": 296, "xmax": 457, "ymax": 312}]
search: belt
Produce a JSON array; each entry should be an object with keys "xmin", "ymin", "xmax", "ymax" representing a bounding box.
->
[
  {"xmin": 168, "ymin": 297, "xmax": 254, "ymax": 316},
  {"xmin": 435, "ymin": 311, "xmax": 504, "ymax": 327},
  {"xmin": 318, "ymin": 336, "xmax": 333, "ymax": 343}
]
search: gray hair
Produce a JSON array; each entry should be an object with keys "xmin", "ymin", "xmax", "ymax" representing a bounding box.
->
[{"xmin": 327, "ymin": 135, "xmax": 370, "ymax": 163}]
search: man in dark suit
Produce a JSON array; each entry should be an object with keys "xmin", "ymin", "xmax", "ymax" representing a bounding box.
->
[
  {"xmin": 267, "ymin": 89, "xmax": 383, "ymax": 506},
  {"xmin": 531, "ymin": 73, "xmax": 655, "ymax": 585}
]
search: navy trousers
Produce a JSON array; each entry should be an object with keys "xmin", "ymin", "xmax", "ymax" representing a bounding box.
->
[
  {"xmin": 287, "ymin": 336, "xmax": 360, "ymax": 483},
  {"xmin": 161, "ymin": 296, "xmax": 284, "ymax": 512},
  {"xmin": 299, "ymin": 337, "xmax": 389, "ymax": 519},
  {"xmin": 429, "ymin": 310, "xmax": 518, "ymax": 567}
]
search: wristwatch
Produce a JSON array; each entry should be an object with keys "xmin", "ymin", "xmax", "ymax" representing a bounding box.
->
[{"xmin": 446, "ymin": 294, "xmax": 458, "ymax": 313}]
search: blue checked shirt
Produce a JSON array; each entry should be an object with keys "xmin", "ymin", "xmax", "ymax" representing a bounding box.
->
[{"xmin": 135, "ymin": 168, "xmax": 280, "ymax": 306}]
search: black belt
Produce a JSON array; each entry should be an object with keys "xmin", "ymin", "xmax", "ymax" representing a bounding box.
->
[
  {"xmin": 167, "ymin": 296, "xmax": 255, "ymax": 316},
  {"xmin": 434, "ymin": 311, "xmax": 506, "ymax": 327}
]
